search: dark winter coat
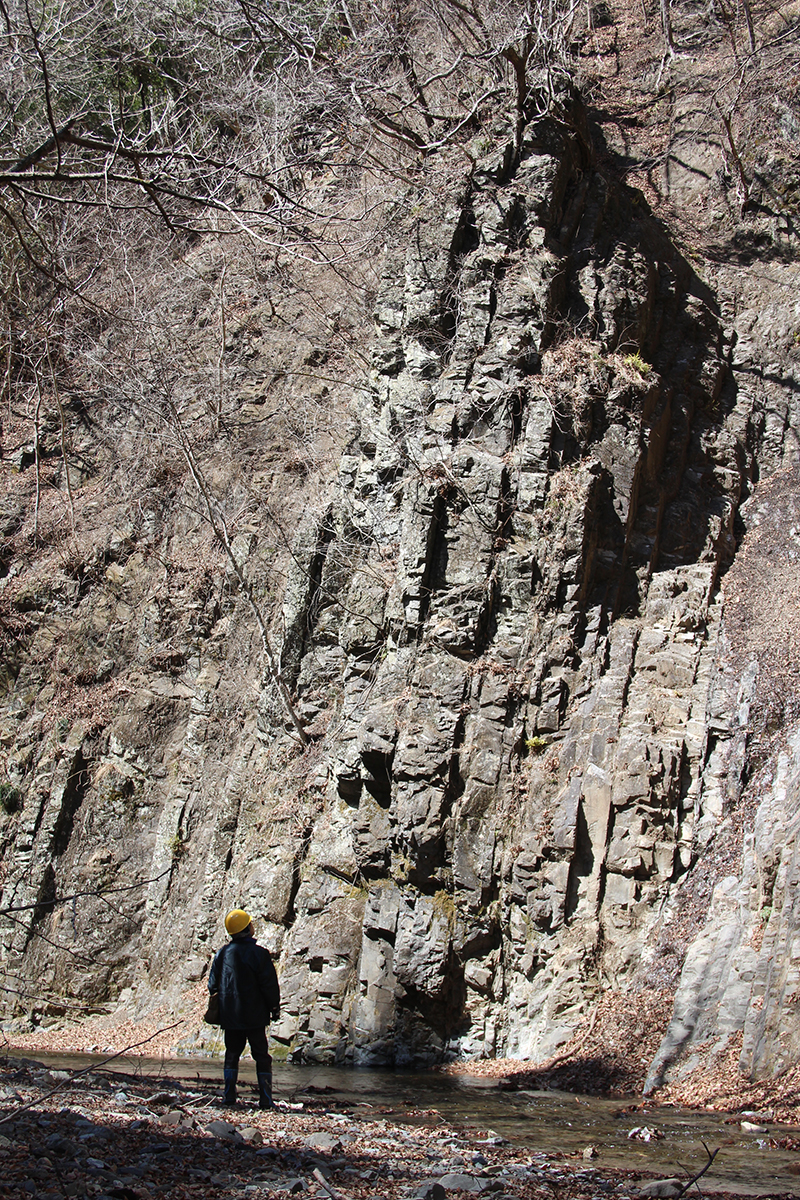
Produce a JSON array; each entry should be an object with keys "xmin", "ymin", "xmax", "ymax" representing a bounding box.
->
[{"xmin": 208, "ymin": 933, "xmax": 280, "ymax": 1031}]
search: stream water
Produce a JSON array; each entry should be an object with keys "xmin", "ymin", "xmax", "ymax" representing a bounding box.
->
[{"xmin": 15, "ymin": 1052, "xmax": 800, "ymax": 1196}]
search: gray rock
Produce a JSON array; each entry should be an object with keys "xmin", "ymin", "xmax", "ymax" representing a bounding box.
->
[
  {"xmin": 303, "ymin": 1131, "xmax": 342, "ymax": 1152},
  {"xmin": 204, "ymin": 1120, "xmax": 243, "ymax": 1143},
  {"xmin": 0, "ymin": 61, "xmax": 797, "ymax": 1096},
  {"xmin": 637, "ymin": 1181, "xmax": 683, "ymax": 1198},
  {"xmin": 437, "ymin": 1174, "xmax": 489, "ymax": 1193},
  {"xmin": 415, "ymin": 1183, "xmax": 446, "ymax": 1200},
  {"xmin": 158, "ymin": 1110, "xmax": 183, "ymax": 1126}
]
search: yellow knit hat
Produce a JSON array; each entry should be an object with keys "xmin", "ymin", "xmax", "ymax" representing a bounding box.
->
[{"xmin": 224, "ymin": 908, "xmax": 252, "ymax": 935}]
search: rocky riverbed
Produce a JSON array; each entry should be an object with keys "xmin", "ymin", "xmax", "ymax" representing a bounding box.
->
[{"xmin": 2, "ymin": 1057, "xmax": 800, "ymax": 1200}]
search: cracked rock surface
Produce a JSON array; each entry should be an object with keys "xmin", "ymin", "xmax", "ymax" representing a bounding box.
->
[{"xmin": 1, "ymin": 52, "xmax": 800, "ymax": 1098}]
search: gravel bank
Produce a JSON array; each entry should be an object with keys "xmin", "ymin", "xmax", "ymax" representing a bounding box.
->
[{"xmin": 1, "ymin": 1057, "xmax": 796, "ymax": 1200}]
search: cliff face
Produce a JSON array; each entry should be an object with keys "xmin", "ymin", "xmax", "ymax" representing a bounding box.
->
[
  {"xmin": 1, "ymin": 38, "xmax": 800, "ymax": 1089},
  {"xmin": 276, "ymin": 100, "xmax": 738, "ymax": 1068}
]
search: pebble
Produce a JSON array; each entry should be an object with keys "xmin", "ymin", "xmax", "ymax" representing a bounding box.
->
[
  {"xmin": 241, "ymin": 1127, "xmax": 264, "ymax": 1145},
  {"xmin": 158, "ymin": 1110, "xmax": 184, "ymax": 1126},
  {"xmin": 626, "ymin": 1126, "xmax": 662, "ymax": 1142}
]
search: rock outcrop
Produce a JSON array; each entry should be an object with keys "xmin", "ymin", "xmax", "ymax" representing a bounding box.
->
[
  {"xmin": 267, "ymin": 94, "xmax": 744, "ymax": 1067},
  {"xmin": 1, "ymin": 57, "xmax": 799, "ymax": 1094}
]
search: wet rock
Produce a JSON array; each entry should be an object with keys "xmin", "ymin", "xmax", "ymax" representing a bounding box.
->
[{"xmin": 627, "ymin": 1127, "xmax": 662, "ymax": 1142}]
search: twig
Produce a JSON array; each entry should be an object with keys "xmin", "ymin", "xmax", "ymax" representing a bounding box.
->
[
  {"xmin": 312, "ymin": 1167, "xmax": 347, "ymax": 1200},
  {"xmin": 0, "ymin": 868, "xmax": 172, "ymax": 916},
  {"xmin": 0, "ymin": 1020, "xmax": 185, "ymax": 1125},
  {"xmin": 537, "ymin": 1005, "xmax": 601, "ymax": 1073},
  {"xmin": 675, "ymin": 1142, "xmax": 720, "ymax": 1198}
]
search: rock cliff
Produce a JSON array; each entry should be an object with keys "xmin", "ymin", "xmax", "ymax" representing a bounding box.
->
[{"xmin": 1, "ymin": 9, "xmax": 800, "ymax": 1095}]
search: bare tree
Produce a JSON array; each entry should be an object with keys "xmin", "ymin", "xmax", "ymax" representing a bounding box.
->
[
  {"xmin": 0, "ymin": 0, "xmax": 588, "ymax": 753},
  {"xmin": 231, "ymin": 0, "xmax": 582, "ymax": 163}
]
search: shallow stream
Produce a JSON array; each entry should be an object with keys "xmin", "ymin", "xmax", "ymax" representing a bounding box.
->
[{"xmin": 17, "ymin": 1052, "xmax": 800, "ymax": 1196}]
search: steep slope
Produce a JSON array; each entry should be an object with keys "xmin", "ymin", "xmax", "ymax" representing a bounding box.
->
[
  {"xmin": 1, "ymin": 1, "xmax": 799, "ymax": 1096},
  {"xmin": 268, "ymin": 92, "xmax": 740, "ymax": 1067}
]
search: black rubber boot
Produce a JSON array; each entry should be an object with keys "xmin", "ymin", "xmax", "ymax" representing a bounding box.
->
[
  {"xmin": 223, "ymin": 1068, "xmax": 238, "ymax": 1106},
  {"xmin": 257, "ymin": 1069, "xmax": 274, "ymax": 1110}
]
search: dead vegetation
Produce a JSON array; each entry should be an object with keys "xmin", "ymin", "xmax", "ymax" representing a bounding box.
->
[
  {"xmin": 722, "ymin": 465, "xmax": 800, "ymax": 747},
  {"xmin": 443, "ymin": 988, "xmax": 675, "ymax": 1095}
]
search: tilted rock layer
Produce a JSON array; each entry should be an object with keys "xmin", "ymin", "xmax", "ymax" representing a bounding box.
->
[{"xmin": 2, "ymin": 82, "xmax": 800, "ymax": 1088}]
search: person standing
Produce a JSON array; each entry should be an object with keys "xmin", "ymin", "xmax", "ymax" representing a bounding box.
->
[{"xmin": 208, "ymin": 908, "xmax": 281, "ymax": 1109}]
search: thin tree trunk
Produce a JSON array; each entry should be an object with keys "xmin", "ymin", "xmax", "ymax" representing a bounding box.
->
[
  {"xmin": 3, "ymin": 308, "xmax": 11, "ymax": 425},
  {"xmin": 502, "ymin": 45, "xmax": 527, "ymax": 155},
  {"xmin": 715, "ymin": 97, "xmax": 750, "ymax": 210},
  {"xmin": 33, "ymin": 367, "xmax": 43, "ymax": 542},
  {"xmin": 46, "ymin": 342, "xmax": 76, "ymax": 536},
  {"xmin": 216, "ymin": 258, "xmax": 227, "ymax": 435},
  {"xmin": 660, "ymin": 0, "xmax": 675, "ymax": 54},
  {"xmin": 742, "ymin": 0, "xmax": 756, "ymax": 52}
]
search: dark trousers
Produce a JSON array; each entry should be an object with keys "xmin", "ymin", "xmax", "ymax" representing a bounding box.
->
[{"xmin": 223, "ymin": 1027, "xmax": 271, "ymax": 1073}]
